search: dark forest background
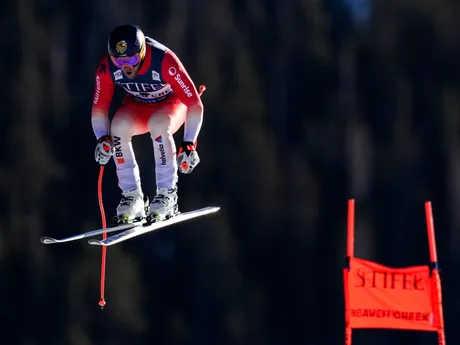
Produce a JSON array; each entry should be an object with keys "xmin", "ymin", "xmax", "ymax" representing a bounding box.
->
[{"xmin": 2, "ymin": 0, "xmax": 460, "ymax": 344}]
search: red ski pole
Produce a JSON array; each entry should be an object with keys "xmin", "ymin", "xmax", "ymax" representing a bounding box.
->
[{"xmin": 97, "ymin": 165, "xmax": 108, "ymax": 308}]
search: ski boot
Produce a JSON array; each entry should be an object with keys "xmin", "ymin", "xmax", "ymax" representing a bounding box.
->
[
  {"xmin": 146, "ymin": 187, "xmax": 180, "ymax": 224},
  {"xmin": 112, "ymin": 188, "xmax": 149, "ymax": 225}
]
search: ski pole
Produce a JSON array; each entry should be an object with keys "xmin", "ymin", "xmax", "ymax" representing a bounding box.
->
[{"xmin": 98, "ymin": 165, "xmax": 108, "ymax": 308}]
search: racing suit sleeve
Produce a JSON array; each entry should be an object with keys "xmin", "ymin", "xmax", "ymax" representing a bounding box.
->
[
  {"xmin": 91, "ymin": 56, "xmax": 115, "ymax": 140},
  {"xmin": 161, "ymin": 50, "xmax": 203, "ymax": 143}
]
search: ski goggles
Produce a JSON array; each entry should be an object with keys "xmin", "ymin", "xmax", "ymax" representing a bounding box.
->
[{"xmin": 110, "ymin": 53, "xmax": 141, "ymax": 68}]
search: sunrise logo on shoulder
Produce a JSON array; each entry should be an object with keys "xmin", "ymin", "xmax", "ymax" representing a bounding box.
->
[
  {"xmin": 168, "ymin": 66, "xmax": 192, "ymax": 97},
  {"xmin": 174, "ymin": 74, "xmax": 193, "ymax": 97}
]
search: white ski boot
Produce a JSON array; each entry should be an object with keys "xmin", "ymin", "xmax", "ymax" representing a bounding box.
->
[
  {"xmin": 146, "ymin": 187, "xmax": 179, "ymax": 223},
  {"xmin": 113, "ymin": 188, "xmax": 148, "ymax": 225}
]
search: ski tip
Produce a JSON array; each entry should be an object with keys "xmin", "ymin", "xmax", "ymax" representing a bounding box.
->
[
  {"xmin": 40, "ymin": 236, "xmax": 57, "ymax": 244},
  {"xmin": 208, "ymin": 206, "xmax": 221, "ymax": 213},
  {"xmin": 88, "ymin": 239, "xmax": 104, "ymax": 246},
  {"xmin": 199, "ymin": 206, "xmax": 220, "ymax": 211}
]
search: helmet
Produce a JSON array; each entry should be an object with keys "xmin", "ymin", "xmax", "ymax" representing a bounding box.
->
[{"xmin": 107, "ymin": 24, "xmax": 146, "ymax": 67}]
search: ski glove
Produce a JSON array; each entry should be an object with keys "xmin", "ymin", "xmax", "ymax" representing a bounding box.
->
[
  {"xmin": 177, "ymin": 141, "xmax": 200, "ymax": 174},
  {"xmin": 95, "ymin": 135, "xmax": 114, "ymax": 165}
]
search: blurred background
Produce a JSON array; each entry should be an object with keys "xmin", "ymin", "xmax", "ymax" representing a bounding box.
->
[{"xmin": 2, "ymin": 0, "xmax": 460, "ymax": 344}]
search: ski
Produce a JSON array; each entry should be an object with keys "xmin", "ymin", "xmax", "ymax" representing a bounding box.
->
[
  {"xmin": 88, "ymin": 206, "xmax": 220, "ymax": 246},
  {"xmin": 40, "ymin": 220, "xmax": 146, "ymax": 244}
]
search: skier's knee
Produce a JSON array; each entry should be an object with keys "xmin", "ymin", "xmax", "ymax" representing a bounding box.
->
[
  {"xmin": 111, "ymin": 114, "xmax": 133, "ymax": 137},
  {"xmin": 148, "ymin": 112, "xmax": 171, "ymax": 136}
]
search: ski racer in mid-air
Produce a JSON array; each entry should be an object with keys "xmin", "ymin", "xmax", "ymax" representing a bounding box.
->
[{"xmin": 92, "ymin": 24, "xmax": 204, "ymax": 224}]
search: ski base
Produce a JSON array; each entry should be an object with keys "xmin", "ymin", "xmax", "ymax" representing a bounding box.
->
[{"xmin": 88, "ymin": 206, "xmax": 220, "ymax": 246}]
